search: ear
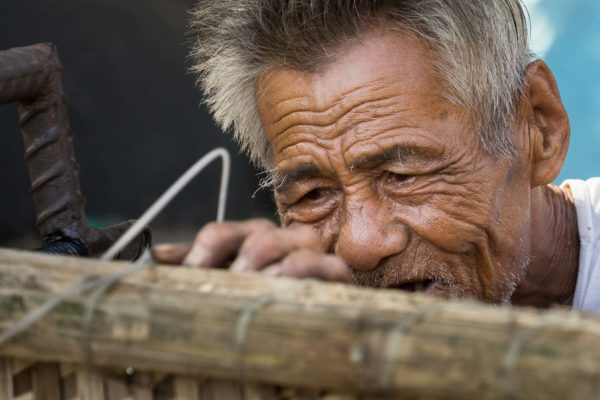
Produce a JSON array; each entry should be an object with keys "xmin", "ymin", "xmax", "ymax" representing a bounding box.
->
[{"xmin": 523, "ymin": 60, "xmax": 570, "ymax": 187}]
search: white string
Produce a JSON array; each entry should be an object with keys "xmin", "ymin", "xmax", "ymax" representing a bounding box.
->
[
  {"xmin": 0, "ymin": 147, "xmax": 231, "ymax": 348},
  {"xmin": 101, "ymin": 147, "xmax": 230, "ymax": 261}
]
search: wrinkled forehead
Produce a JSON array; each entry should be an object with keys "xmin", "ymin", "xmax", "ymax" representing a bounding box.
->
[
  {"xmin": 252, "ymin": 32, "xmax": 460, "ymax": 159},
  {"xmin": 255, "ymin": 31, "xmax": 450, "ymax": 142}
]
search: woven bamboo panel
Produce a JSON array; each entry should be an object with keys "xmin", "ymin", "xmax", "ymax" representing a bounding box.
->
[{"xmin": 0, "ymin": 357, "xmax": 355, "ymax": 400}]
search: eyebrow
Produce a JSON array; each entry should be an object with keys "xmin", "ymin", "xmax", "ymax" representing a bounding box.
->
[
  {"xmin": 273, "ymin": 144, "xmax": 437, "ymax": 192},
  {"xmin": 273, "ymin": 164, "xmax": 322, "ymax": 193},
  {"xmin": 348, "ymin": 144, "xmax": 433, "ymax": 170}
]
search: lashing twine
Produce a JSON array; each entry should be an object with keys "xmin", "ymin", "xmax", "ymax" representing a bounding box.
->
[
  {"xmin": 81, "ymin": 250, "xmax": 154, "ymax": 370},
  {"xmin": 378, "ymin": 303, "xmax": 441, "ymax": 395},
  {"xmin": 233, "ymin": 280, "xmax": 311, "ymax": 383},
  {"xmin": 502, "ymin": 311, "xmax": 556, "ymax": 400}
]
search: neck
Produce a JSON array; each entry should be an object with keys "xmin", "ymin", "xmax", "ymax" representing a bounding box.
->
[{"xmin": 511, "ymin": 184, "xmax": 580, "ymax": 308}]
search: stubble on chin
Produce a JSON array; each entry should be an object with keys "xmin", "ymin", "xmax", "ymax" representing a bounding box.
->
[
  {"xmin": 348, "ymin": 247, "xmax": 531, "ymax": 303},
  {"xmin": 495, "ymin": 256, "xmax": 531, "ymax": 304}
]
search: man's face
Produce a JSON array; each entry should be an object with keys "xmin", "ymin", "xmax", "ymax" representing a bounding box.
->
[{"xmin": 256, "ymin": 31, "xmax": 533, "ymax": 302}]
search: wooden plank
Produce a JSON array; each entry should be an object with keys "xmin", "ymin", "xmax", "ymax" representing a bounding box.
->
[
  {"xmin": 199, "ymin": 379, "xmax": 243, "ymax": 400},
  {"xmin": 10, "ymin": 362, "xmax": 32, "ymax": 400},
  {"xmin": 242, "ymin": 383, "xmax": 280, "ymax": 400},
  {"xmin": 31, "ymin": 363, "xmax": 61, "ymax": 400},
  {"xmin": 74, "ymin": 369, "xmax": 105, "ymax": 400},
  {"xmin": 0, "ymin": 249, "xmax": 600, "ymax": 399},
  {"xmin": 0, "ymin": 357, "xmax": 13, "ymax": 400},
  {"xmin": 173, "ymin": 377, "xmax": 199, "ymax": 400},
  {"xmin": 104, "ymin": 379, "xmax": 129, "ymax": 399},
  {"xmin": 130, "ymin": 372, "xmax": 153, "ymax": 400}
]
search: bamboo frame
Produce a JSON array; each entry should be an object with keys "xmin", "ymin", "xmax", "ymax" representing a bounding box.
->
[{"xmin": 0, "ymin": 248, "xmax": 599, "ymax": 399}]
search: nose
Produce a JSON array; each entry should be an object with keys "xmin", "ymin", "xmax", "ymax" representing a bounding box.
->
[{"xmin": 334, "ymin": 200, "xmax": 410, "ymax": 271}]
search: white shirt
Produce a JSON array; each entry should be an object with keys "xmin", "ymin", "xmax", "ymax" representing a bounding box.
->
[{"xmin": 561, "ymin": 178, "xmax": 600, "ymax": 311}]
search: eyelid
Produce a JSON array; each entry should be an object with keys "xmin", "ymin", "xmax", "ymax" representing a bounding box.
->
[
  {"xmin": 280, "ymin": 189, "xmax": 339, "ymax": 224},
  {"xmin": 386, "ymin": 171, "xmax": 416, "ymax": 184},
  {"xmin": 276, "ymin": 179, "xmax": 334, "ymax": 205}
]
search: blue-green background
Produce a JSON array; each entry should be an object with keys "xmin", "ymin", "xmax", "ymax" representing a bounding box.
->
[{"xmin": 527, "ymin": 0, "xmax": 600, "ymax": 181}]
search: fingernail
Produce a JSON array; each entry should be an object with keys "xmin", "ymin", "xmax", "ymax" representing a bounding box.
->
[
  {"xmin": 183, "ymin": 246, "xmax": 208, "ymax": 267},
  {"xmin": 153, "ymin": 243, "xmax": 173, "ymax": 255},
  {"xmin": 230, "ymin": 256, "xmax": 251, "ymax": 272}
]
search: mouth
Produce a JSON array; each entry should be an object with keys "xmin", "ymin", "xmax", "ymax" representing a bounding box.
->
[{"xmin": 388, "ymin": 279, "xmax": 438, "ymax": 293}]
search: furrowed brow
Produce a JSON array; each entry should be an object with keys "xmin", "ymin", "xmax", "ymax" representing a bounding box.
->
[
  {"xmin": 349, "ymin": 145, "xmax": 432, "ymax": 170},
  {"xmin": 273, "ymin": 164, "xmax": 322, "ymax": 192}
]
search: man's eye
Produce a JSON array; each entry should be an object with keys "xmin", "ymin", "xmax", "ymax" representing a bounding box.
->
[
  {"xmin": 385, "ymin": 172, "xmax": 415, "ymax": 186},
  {"xmin": 300, "ymin": 188, "xmax": 324, "ymax": 202},
  {"xmin": 281, "ymin": 187, "xmax": 337, "ymax": 224}
]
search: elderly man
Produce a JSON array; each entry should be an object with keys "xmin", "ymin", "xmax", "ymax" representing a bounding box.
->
[{"xmin": 154, "ymin": 0, "xmax": 600, "ymax": 311}]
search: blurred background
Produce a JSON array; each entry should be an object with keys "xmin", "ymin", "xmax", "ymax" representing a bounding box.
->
[
  {"xmin": 1, "ymin": 0, "xmax": 599, "ymax": 249},
  {"xmin": 0, "ymin": 0, "xmax": 276, "ymax": 247}
]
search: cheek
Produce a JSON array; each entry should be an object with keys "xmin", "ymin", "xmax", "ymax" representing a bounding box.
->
[
  {"xmin": 281, "ymin": 215, "xmax": 341, "ymax": 256},
  {"xmin": 393, "ymin": 177, "xmax": 497, "ymax": 254},
  {"xmin": 398, "ymin": 172, "xmax": 531, "ymax": 299},
  {"xmin": 278, "ymin": 175, "xmax": 376, "ymax": 236},
  {"xmin": 402, "ymin": 204, "xmax": 486, "ymax": 253}
]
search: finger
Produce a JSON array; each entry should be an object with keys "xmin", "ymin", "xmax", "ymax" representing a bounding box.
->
[
  {"xmin": 152, "ymin": 242, "xmax": 192, "ymax": 265},
  {"xmin": 230, "ymin": 225, "xmax": 322, "ymax": 272},
  {"xmin": 266, "ymin": 250, "xmax": 351, "ymax": 282},
  {"xmin": 183, "ymin": 218, "xmax": 275, "ymax": 268}
]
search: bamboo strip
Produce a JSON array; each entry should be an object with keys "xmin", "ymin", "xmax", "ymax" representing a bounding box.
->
[
  {"xmin": 31, "ymin": 363, "xmax": 60, "ymax": 400},
  {"xmin": 0, "ymin": 357, "xmax": 13, "ymax": 400},
  {"xmin": 173, "ymin": 376, "xmax": 199, "ymax": 399},
  {"xmin": 75, "ymin": 369, "xmax": 105, "ymax": 400}
]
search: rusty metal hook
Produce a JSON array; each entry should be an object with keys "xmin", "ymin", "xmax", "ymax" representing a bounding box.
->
[{"xmin": 0, "ymin": 43, "xmax": 150, "ymax": 259}]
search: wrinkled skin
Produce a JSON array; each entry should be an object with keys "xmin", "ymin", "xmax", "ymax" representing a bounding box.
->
[{"xmin": 155, "ymin": 31, "xmax": 579, "ymax": 307}]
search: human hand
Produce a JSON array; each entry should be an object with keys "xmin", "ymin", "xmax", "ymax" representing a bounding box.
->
[{"xmin": 152, "ymin": 219, "xmax": 351, "ymax": 282}]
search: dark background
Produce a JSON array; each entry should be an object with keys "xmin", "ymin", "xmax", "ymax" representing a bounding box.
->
[{"xmin": 0, "ymin": 0, "xmax": 277, "ymax": 247}]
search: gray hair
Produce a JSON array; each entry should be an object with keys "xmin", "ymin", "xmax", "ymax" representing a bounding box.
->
[{"xmin": 189, "ymin": 0, "xmax": 531, "ymax": 169}]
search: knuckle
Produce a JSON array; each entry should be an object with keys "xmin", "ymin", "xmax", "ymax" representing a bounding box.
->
[
  {"xmin": 279, "ymin": 259, "xmax": 302, "ymax": 277},
  {"xmin": 198, "ymin": 222, "xmax": 220, "ymax": 237},
  {"xmin": 195, "ymin": 222, "xmax": 226, "ymax": 249},
  {"xmin": 240, "ymin": 231, "xmax": 280, "ymax": 256},
  {"xmin": 292, "ymin": 224, "xmax": 316, "ymax": 235},
  {"xmin": 283, "ymin": 249, "xmax": 317, "ymax": 271},
  {"xmin": 289, "ymin": 248, "xmax": 315, "ymax": 261},
  {"xmin": 292, "ymin": 225, "xmax": 322, "ymax": 248}
]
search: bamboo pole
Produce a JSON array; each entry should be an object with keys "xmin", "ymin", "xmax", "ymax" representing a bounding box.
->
[{"xmin": 0, "ymin": 248, "xmax": 599, "ymax": 399}]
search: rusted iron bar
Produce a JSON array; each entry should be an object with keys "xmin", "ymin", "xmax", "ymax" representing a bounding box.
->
[{"xmin": 0, "ymin": 44, "xmax": 149, "ymax": 259}]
